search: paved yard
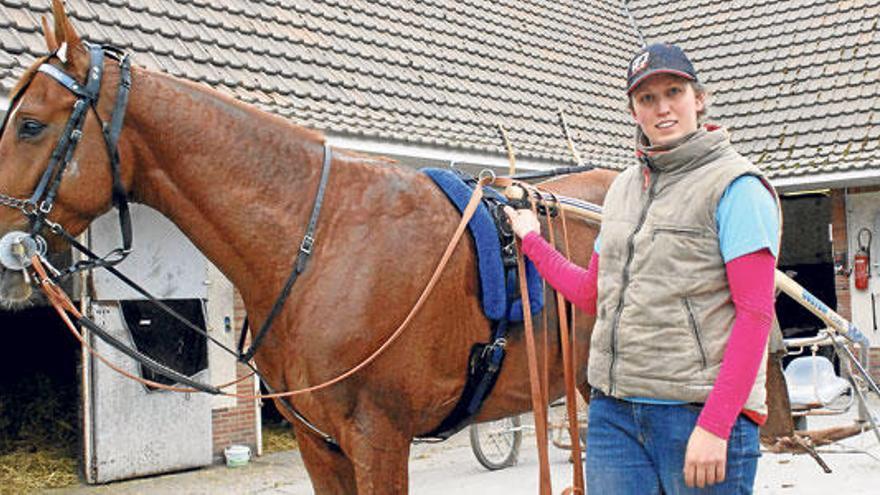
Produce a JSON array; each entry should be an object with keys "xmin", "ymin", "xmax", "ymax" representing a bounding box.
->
[{"xmin": 50, "ymin": 398, "xmax": 880, "ymax": 494}]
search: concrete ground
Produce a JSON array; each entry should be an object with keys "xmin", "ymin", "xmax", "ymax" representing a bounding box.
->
[{"xmin": 49, "ymin": 399, "xmax": 880, "ymax": 495}]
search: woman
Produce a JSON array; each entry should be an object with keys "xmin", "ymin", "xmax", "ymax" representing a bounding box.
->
[{"xmin": 505, "ymin": 43, "xmax": 780, "ymax": 494}]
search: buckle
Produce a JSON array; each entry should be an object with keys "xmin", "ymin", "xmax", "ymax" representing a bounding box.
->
[
  {"xmin": 481, "ymin": 338, "xmax": 507, "ymax": 359},
  {"xmin": 300, "ymin": 234, "xmax": 315, "ymax": 255}
]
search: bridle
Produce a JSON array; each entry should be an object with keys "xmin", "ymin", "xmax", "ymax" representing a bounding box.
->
[{"xmin": 0, "ymin": 43, "xmax": 132, "ymax": 276}]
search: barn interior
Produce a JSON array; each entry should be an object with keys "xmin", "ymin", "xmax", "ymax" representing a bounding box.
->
[
  {"xmin": 777, "ymin": 192, "xmax": 839, "ymax": 369},
  {"xmin": 0, "ymin": 305, "xmax": 81, "ymax": 465}
]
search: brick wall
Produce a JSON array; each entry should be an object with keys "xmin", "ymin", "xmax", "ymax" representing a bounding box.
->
[
  {"xmin": 211, "ymin": 290, "xmax": 258, "ymax": 460},
  {"xmin": 830, "ymin": 189, "xmax": 851, "ymax": 321},
  {"xmin": 870, "ymin": 349, "xmax": 880, "ymax": 385}
]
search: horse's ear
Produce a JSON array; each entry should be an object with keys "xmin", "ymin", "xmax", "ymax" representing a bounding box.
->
[
  {"xmin": 50, "ymin": 0, "xmax": 87, "ymax": 73},
  {"xmin": 41, "ymin": 16, "xmax": 59, "ymax": 52}
]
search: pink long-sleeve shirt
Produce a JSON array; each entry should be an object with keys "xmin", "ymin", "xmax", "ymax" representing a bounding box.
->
[{"xmin": 521, "ymin": 231, "xmax": 775, "ymax": 440}]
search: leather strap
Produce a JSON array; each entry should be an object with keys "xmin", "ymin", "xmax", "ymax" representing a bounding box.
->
[
  {"xmin": 240, "ymin": 142, "xmax": 333, "ymax": 363},
  {"xmin": 515, "ymin": 234, "xmax": 553, "ymax": 494},
  {"xmin": 544, "ymin": 192, "xmax": 585, "ymax": 494}
]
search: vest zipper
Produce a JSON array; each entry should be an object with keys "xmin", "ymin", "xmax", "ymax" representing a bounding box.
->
[
  {"xmin": 608, "ymin": 167, "xmax": 658, "ymax": 395},
  {"xmin": 683, "ymin": 297, "xmax": 708, "ymax": 369}
]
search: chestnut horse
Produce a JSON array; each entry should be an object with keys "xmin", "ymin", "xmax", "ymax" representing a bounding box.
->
[{"xmin": 0, "ymin": 3, "xmax": 616, "ymax": 493}]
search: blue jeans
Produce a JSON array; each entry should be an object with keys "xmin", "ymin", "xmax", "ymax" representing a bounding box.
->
[{"xmin": 585, "ymin": 392, "xmax": 760, "ymax": 495}]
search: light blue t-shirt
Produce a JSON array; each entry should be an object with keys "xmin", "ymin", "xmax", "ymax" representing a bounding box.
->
[
  {"xmin": 593, "ymin": 175, "xmax": 779, "ymax": 405},
  {"xmin": 593, "ymin": 175, "xmax": 779, "ymax": 262}
]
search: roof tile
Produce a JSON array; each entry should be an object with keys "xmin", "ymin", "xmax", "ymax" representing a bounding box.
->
[{"xmin": 1, "ymin": 1, "xmax": 875, "ymax": 178}]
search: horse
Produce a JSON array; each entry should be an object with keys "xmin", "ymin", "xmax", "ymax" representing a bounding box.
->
[{"xmin": 0, "ymin": 3, "xmax": 617, "ymax": 493}]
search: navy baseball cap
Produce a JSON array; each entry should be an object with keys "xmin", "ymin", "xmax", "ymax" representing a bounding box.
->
[{"xmin": 626, "ymin": 43, "xmax": 697, "ymax": 94}]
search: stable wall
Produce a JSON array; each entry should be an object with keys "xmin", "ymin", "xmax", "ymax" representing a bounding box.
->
[{"xmin": 832, "ymin": 187, "xmax": 880, "ymax": 383}]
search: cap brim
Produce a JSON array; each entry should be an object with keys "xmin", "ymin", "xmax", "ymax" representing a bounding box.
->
[{"xmin": 627, "ymin": 69, "xmax": 695, "ymax": 94}]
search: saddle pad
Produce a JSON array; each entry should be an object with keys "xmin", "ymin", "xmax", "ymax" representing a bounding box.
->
[{"xmin": 423, "ymin": 168, "xmax": 543, "ymax": 322}]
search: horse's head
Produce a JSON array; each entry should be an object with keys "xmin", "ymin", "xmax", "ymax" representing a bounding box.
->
[{"xmin": 0, "ymin": 1, "xmax": 131, "ymax": 308}]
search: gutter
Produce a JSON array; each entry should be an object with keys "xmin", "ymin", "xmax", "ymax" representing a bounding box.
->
[
  {"xmin": 325, "ymin": 132, "xmax": 565, "ymax": 172},
  {"xmin": 771, "ymin": 168, "xmax": 880, "ymax": 193}
]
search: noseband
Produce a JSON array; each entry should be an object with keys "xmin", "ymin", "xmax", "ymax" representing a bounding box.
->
[{"xmin": 0, "ymin": 43, "xmax": 132, "ymax": 276}]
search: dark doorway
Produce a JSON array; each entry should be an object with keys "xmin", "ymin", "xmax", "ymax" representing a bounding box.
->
[
  {"xmin": 777, "ymin": 193, "xmax": 838, "ymax": 367},
  {"xmin": 0, "ymin": 307, "xmax": 80, "ymax": 457}
]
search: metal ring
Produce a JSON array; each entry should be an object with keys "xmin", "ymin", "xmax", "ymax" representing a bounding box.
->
[
  {"xmin": 478, "ymin": 169, "xmax": 496, "ymax": 184},
  {"xmin": 34, "ymin": 235, "xmax": 47, "ymax": 257}
]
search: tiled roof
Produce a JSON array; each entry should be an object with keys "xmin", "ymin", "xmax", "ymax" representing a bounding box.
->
[
  {"xmin": 0, "ymin": 0, "xmax": 640, "ymax": 170},
  {"xmin": 2, "ymin": 1, "xmax": 877, "ymax": 182},
  {"xmin": 630, "ymin": 0, "xmax": 880, "ymax": 180}
]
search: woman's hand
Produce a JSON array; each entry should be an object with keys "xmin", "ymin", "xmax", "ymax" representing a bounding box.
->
[
  {"xmin": 503, "ymin": 206, "xmax": 541, "ymax": 239},
  {"xmin": 683, "ymin": 425, "xmax": 728, "ymax": 488}
]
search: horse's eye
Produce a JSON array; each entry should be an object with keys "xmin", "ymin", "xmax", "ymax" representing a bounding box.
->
[{"xmin": 18, "ymin": 119, "xmax": 46, "ymax": 140}]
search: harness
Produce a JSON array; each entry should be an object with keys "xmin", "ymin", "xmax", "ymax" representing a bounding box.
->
[
  {"xmin": 0, "ymin": 45, "xmax": 595, "ymax": 459},
  {"xmin": 0, "ymin": 45, "xmax": 340, "ymax": 449},
  {"xmin": 421, "ymin": 170, "xmax": 521, "ymax": 439}
]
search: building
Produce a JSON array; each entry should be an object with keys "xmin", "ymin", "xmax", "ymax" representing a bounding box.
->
[{"xmin": 1, "ymin": 0, "xmax": 877, "ymax": 482}]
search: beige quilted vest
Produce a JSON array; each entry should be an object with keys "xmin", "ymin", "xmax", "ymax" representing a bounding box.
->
[{"xmin": 589, "ymin": 127, "xmax": 779, "ymax": 414}]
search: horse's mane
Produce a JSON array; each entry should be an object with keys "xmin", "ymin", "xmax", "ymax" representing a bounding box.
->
[
  {"xmin": 148, "ymin": 68, "xmax": 407, "ymax": 172},
  {"xmin": 149, "ymin": 69, "xmax": 327, "ymax": 145},
  {"xmin": 341, "ymin": 149, "xmax": 398, "ymax": 165}
]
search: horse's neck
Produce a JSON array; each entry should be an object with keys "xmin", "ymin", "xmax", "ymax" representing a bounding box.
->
[{"xmin": 122, "ymin": 69, "xmax": 325, "ymax": 297}]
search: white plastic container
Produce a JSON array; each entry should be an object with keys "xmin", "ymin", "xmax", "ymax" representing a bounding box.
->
[{"xmin": 224, "ymin": 444, "xmax": 251, "ymax": 467}]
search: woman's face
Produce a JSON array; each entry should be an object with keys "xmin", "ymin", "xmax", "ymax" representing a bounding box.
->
[{"xmin": 630, "ymin": 74, "xmax": 704, "ymax": 146}]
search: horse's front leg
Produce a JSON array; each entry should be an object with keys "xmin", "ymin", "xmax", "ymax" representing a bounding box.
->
[
  {"xmin": 338, "ymin": 399, "xmax": 412, "ymax": 494},
  {"xmin": 292, "ymin": 419, "xmax": 358, "ymax": 495}
]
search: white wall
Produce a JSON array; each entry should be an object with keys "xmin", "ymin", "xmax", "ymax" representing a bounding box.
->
[{"xmin": 845, "ymin": 190, "xmax": 880, "ymax": 345}]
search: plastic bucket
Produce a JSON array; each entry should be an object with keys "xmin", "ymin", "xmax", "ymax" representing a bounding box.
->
[{"xmin": 224, "ymin": 444, "xmax": 251, "ymax": 467}]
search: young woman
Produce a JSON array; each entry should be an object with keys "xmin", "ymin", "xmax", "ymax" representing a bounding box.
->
[{"xmin": 505, "ymin": 43, "xmax": 780, "ymax": 494}]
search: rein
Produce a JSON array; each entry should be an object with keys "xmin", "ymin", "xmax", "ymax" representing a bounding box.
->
[
  {"xmin": 28, "ymin": 175, "xmax": 492, "ymax": 396},
  {"xmin": 24, "ymin": 156, "xmax": 494, "ymax": 446}
]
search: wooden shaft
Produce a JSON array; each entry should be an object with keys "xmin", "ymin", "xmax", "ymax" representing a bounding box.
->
[
  {"xmin": 773, "ymin": 271, "xmax": 868, "ymax": 345},
  {"xmin": 558, "ymin": 109, "xmax": 583, "ymax": 166},
  {"xmin": 496, "ymin": 123, "xmax": 517, "ymax": 176}
]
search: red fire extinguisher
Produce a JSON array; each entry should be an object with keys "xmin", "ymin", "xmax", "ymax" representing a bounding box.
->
[{"xmin": 854, "ymin": 227, "xmax": 872, "ymax": 290}]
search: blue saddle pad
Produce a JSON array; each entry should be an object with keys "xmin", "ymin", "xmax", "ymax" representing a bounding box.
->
[{"xmin": 423, "ymin": 168, "xmax": 544, "ymax": 322}]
